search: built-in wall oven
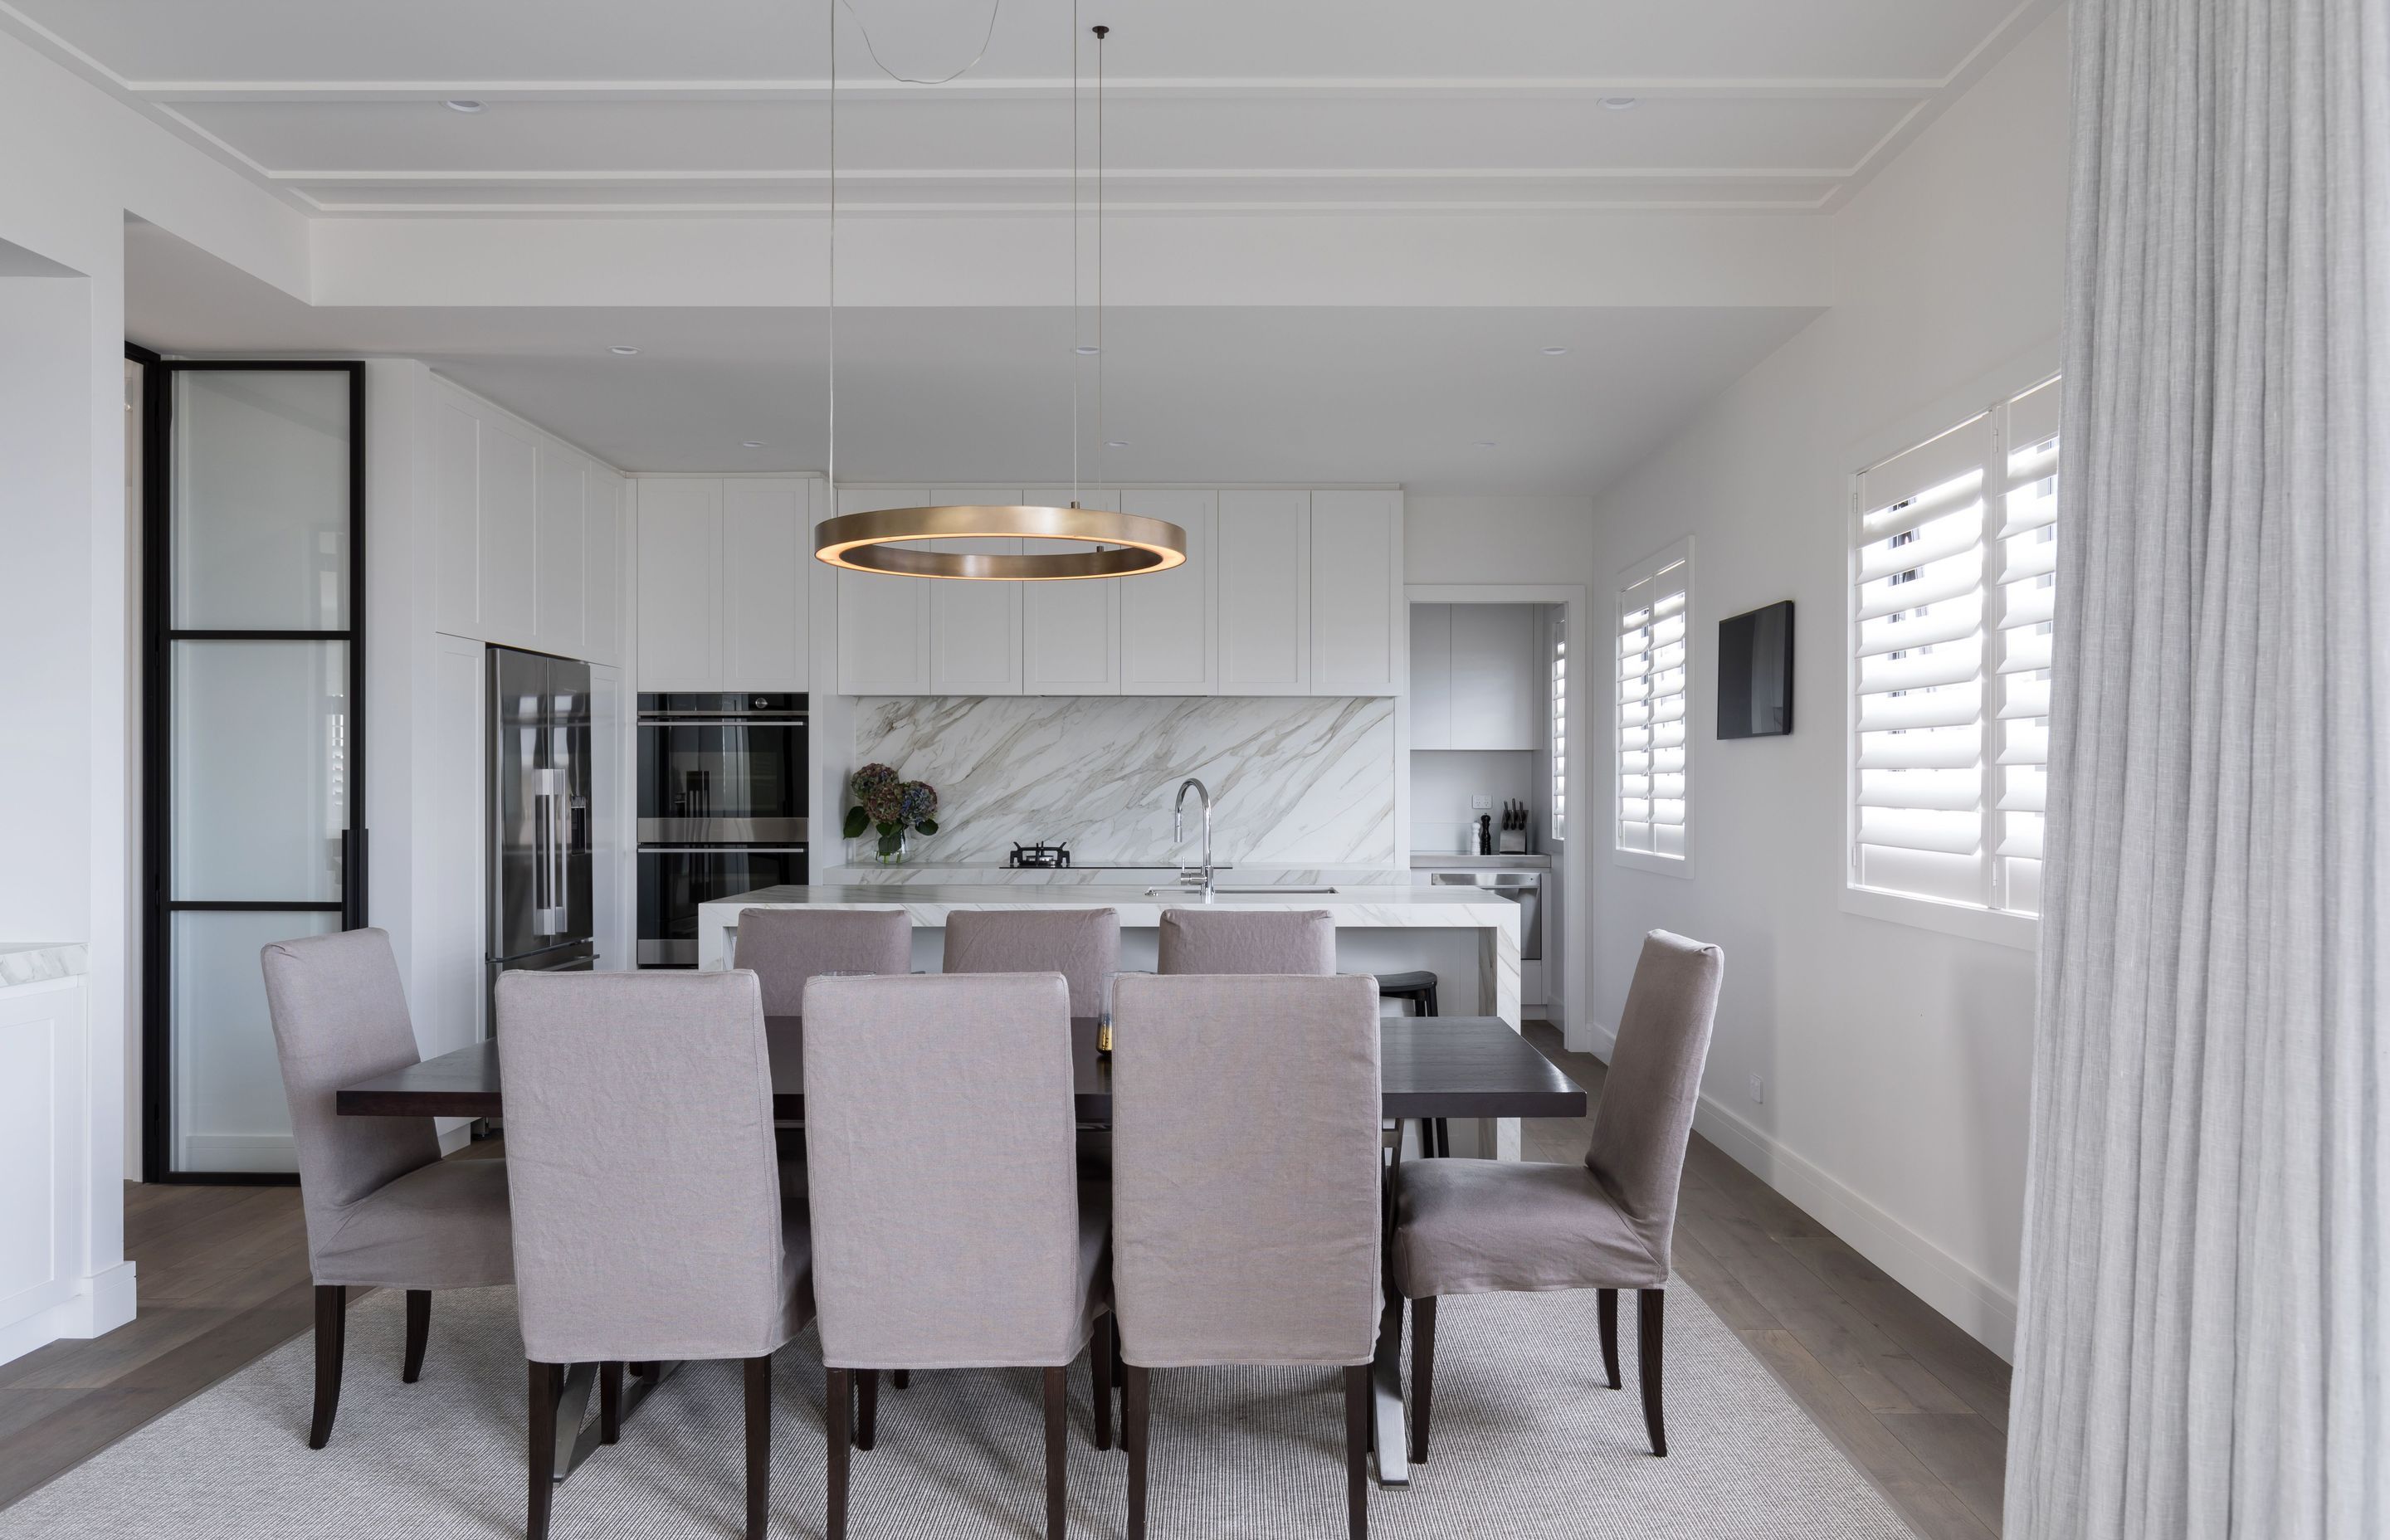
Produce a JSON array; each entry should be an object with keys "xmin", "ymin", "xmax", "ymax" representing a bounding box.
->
[{"xmin": 636, "ymin": 692, "xmax": 806, "ymax": 967}]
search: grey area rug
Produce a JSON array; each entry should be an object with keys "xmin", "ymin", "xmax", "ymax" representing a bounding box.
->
[{"xmin": 0, "ymin": 1280, "xmax": 1910, "ymax": 1538}]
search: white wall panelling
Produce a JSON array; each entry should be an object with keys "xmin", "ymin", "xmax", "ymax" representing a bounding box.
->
[
  {"xmin": 1215, "ymin": 490, "xmax": 1312, "ymax": 694},
  {"xmin": 0, "ymin": 973, "xmax": 132, "ymax": 1367},
  {"xmin": 836, "ymin": 487, "xmax": 933, "ymax": 695},
  {"xmin": 1116, "ymin": 490, "xmax": 1217, "ymax": 694}
]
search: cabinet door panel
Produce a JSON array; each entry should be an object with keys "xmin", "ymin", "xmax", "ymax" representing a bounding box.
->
[
  {"xmin": 1022, "ymin": 486, "xmax": 1119, "ymax": 694},
  {"xmin": 1409, "ymin": 603, "xmax": 1452, "ymax": 750},
  {"xmin": 1309, "ymin": 490, "xmax": 1400, "ymax": 695},
  {"xmin": 476, "ymin": 420, "xmax": 539, "ymax": 646},
  {"xmin": 721, "ymin": 480, "xmax": 807, "ymax": 690},
  {"xmin": 433, "ymin": 402, "xmax": 480, "ymax": 635},
  {"xmin": 1215, "ymin": 490, "xmax": 1310, "ymax": 694},
  {"xmin": 534, "ymin": 446, "xmax": 586, "ymax": 658},
  {"xmin": 635, "ymin": 480, "xmax": 723, "ymax": 690},
  {"xmin": 1448, "ymin": 603, "xmax": 1537, "ymax": 749},
  {"xmin": 836, "ymin": 488, "xmax": 933, "ymax": 694},
  {"xmin": 1117, "ymin": 490, "xmax": 1215, "ymax": 694},
  {"xmin": 583, "ymin": 470, "xmax": 624, "ymax": 667},
  {"xmin": 925, "ymin": 489, "xmax": 1023, "ymax": 695}
]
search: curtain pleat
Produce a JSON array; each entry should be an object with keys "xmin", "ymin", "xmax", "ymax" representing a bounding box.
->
[{"xmin": 2006, "ymin": 0, "xmax": 2389, "ymax": 1536}]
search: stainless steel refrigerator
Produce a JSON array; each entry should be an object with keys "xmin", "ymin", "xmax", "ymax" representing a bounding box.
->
[{"xmin": 487, "ymin": 646, "xmax": 595, "ymax": 1026}]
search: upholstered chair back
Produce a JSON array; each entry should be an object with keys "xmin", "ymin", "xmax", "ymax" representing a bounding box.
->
[
  {"xmin": 1582, "ymin": 930, "xmax": 1724, "ymax": 1274},
  {"xmin": 802, "ymin": 972, "xmax": 1091, "ymax": 1368},
  {"xmin": 1109, "ymin": 973, "xmax": 1382, "ymax": 1367},
  {"xmin": 941, "ymin": 908, "xmax": 1121, "ymax": 1018},
  {"xmin": 260, "ymin": 928, "xmax": 442, "ymax": 1270},
  {"xmin": 1154, "ymin": 908, "xmax": 1335, "ymax": 976},
  {"xmin": 496, "ymin": 969, "xmax": 800, "ymax": 1364},
  {"xmin": 735, "ymin": 907, "xmax": 911, "ymax": 1015}
]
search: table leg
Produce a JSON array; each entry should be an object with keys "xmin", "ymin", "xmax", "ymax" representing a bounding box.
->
[
  {"xmin": 553, "ymin": 1360, "xmax": 680, "ymax": 1486},
  {"xmin": 1372, "ymin": 1133, "xmax": 1412, "ymax": 1488}
]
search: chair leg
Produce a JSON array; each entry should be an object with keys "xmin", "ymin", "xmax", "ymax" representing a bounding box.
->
[
  {"xmin": 1344, "ymin": 1364, "xmax": 1370, "ymax": 1540},
  {"xmin": 1111, "ymin": 1314, "xmax": 1124, "ymax": 1387},
  {"xmin": 892, "ymin": 1368, "xmax": 910, "ymax": 1390},
  {"xmin": 1090, "ymin": 1311, "xmax": 1115, "ymax": 1450},
  {"xmin": 401, "ymin": 1289, "xmax": 431, "ymax": 1383},
  {"xmin": 1124, "ymin": 1365, "xmax": 1151, "ymax": 1540},
  {"xmin": 1637, "ymin": 1289, "xmax": 1666, "ymax": 1456},
  {"xmin": 1597, "ymin": 1289, "xmax": 1622, "ymax": 1389},
  {"xmin": 527, "ymin": 1361, "xmax": 561, "ymax": 1540},
  {"xmin": 308, "ymin": 1284, "xmax": 346, "ymax": 1449},
  {"xmin": 1044, "ymin": 1365, "xmax": 1068, "ymax": 1540},
  {"xmin": 599, "ymin": 1362, "xmax": 624, "ymax": 1444},
  {"xmin": 1409, "ymin": 1295, "xmax": 1436, "ymax": 1464},
  {"xmin": 825, "ymin": 1367, "xmax": 851, "ymax": 1540},
  {"xmin": 856, "ymin": 1367, "xmax": 879, "ymax": 1450},
  {"xmin": 745, "ymin": 1355, "xmax": 772, "ymax": 1540}
]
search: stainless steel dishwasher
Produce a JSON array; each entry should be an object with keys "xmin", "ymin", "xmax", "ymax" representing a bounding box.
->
[{"xmin": 1428, "ymin": 869, "xmax": 1543, "ymax": 959}]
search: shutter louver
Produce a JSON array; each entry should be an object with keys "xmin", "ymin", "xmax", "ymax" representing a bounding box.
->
[
  {"xmin": 1617, "ymin": 556, "xmax": 1690, "ymax": 860},
  {"xmin": 1849, "ymin": 379, "xmax": 2057, "ymax": 918}
]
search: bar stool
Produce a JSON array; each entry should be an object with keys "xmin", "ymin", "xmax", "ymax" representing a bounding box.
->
[{"xmin": 1378, "ymin": 970, "xmax": 1448, "ymax": 1157}]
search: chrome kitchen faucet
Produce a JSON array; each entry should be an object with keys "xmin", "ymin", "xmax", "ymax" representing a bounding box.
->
[{"xmin": 1173, "ymin": 777, "xmax": 1216, "ymax": 898}]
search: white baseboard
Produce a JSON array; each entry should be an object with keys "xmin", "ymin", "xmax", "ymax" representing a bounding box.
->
[
  {"xmin": 180, "ymin": 1133, "xmax": 296, "ymax": 1172},
  {"xmin": 0, "ymin": 1260, "xmax": 139, "ymax": 1367},
  {"xmin": 1581, "ymin": 1021, "xmax": 2017, "ymax": 1361}
]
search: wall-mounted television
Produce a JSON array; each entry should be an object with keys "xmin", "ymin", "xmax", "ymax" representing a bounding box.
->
[{"xmin": 1717, "ymin": 600, "xmax": 1794, "ymax": 738}]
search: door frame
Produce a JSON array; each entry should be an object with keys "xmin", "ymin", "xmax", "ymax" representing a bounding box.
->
[{"xmin": 140, "ymin": 359, "xmax": 367, "ymax": 1183}]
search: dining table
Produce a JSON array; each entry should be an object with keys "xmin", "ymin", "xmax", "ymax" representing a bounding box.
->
[{"xmin": 339, "ymin": 1014, "xmax": 1588, "ymax": 1489}]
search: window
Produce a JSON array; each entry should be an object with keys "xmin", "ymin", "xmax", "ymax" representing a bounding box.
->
[
  {"xmin": 1849, "ymin": 377, "xmax": 2058, "ymax": 919},
  {"xmin": 1550, "ymin": 612, "xmax": 1568, "ymax": 841},
  {"xmin": 1616, "ymin": 539, "xmax": 1692, "ymax": 871}
]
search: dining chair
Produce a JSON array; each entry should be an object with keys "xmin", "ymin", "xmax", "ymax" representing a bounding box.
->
[
  {"xmin": 496, "ymin": 968, "xmax": 813, "ymax": 1540},
  {"xmin": 802, "ymin": 972, "xmax": 1112, "ymax": 1540},
  {"xmin": 1110, "ymin": 972, "xmax": 1382, "ymax": 1540},
  {"xmin": 259, "ymin": 928, "xmax": 514, "ymax": 1450},
  {"xmin": 1391, "ymin": 929, "xmax": 1722, "ymax": 1462},
  {"xmin": 941, "ymin": 908, "xmax": 1121, "ymax": 1017},
  {"xmin": 736, "ymin": 906, "xmax": 911, "ymax": 1014},
  {"xmin": 1154, "ymin": 907, "xmax": 1335, "ymax": 975}
]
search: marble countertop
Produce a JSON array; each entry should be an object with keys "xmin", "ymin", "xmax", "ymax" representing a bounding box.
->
[
  {"xmin": 0, "ymin": 943, "xmax": 89, "ymax": 988},
  {"xmin": 707, "ymin": 883, "xmax": 1512, "ymax": 917},
  {"xmin": 1408, "ymin": 853, "xmax": 1553, "ymax": 870}
]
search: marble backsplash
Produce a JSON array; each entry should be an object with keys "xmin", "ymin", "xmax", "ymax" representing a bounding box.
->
[{"xmin": 849, "ymin": 695, "xmax": 1397, "ymax": 867}]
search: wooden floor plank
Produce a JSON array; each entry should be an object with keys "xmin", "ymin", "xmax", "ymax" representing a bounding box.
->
[{"xmin": 1884, "ymin": 1412, "xmax": 2008, "ymax": 1533}]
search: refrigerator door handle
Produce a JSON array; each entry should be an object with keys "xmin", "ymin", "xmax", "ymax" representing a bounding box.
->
[{"xmin": 532, "ymin": 768, "xmax": 568, "ymax": 938}]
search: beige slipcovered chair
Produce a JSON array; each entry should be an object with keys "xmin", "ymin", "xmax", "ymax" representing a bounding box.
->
[
  {"xmin": 1110, "ymin": 972, "xmax": 1382, "ymax": 1540},
  {"xmin": 735, "ymin": 906, "xmax": 911, "ymax": 1015},
  {"xmin": 496, "ymin": 969, "xmax": 813, "ymax": 1540},
  {"xmin": 802, "ymin": 972, "xmax": 1112, "ymax": 1540},
  {"xmin": 259, "ymin": 928, "xmax": 514, "ymax": 1450},
  {"xmin": 1393, "ymin": 930, "xmax": 1722, "ymax": 1461},
  {"xmin": 1155, "ymin": 907, "xmax": 1335, "ymax": 975},
  {"xmin": 942, "ymin": 908, "xmax": 1121, "ymax": 1016}
]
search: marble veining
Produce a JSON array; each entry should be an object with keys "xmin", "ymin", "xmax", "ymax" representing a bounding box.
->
[
  {"xmin": 850, "ymin": 695, "xmax": 1396, "ymax": 868},
  {"xmin": 823, "ymin": 865, "xmax": 1407, "ymax": 887},
  {"xmin": 0, "ymin": 943, "xmax": 89, "ymax": 988}
]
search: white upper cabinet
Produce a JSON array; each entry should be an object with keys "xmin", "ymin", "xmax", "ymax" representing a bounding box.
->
[
  {"xmin": 1308, "ymin": 490, "xmax": 1401, "ymax": 696},
  {"xmin": 721, "ymin": 480, "xmax": 808, "ymax": 689},
  {"xmin": 634, "ymin": 479, "xmax": 723, "ymax": 690},
  {"xmin": 1216, "ymin": 490, "xmax": 1312, "ymax": 694},
  {"xmin": 836, "ymin": 487, "xmax": 934, "ymax": 695},
  {"xmin": 1446, "ymin": 602, "xmax": 1538, "ymax": 750},
  {"xmin": 533, "ymin": 445, "xmax": 586, "ymax": 660},
  {"xmin": 583, "ymin": 470, "xmax": 624, "ymax": 668},
  {"xmin": 1118, "ymin": 490, "xmax": 1216, "ymax": 694},
  {"xmin": 432, "ymin": 399, "xmax": 481, "ymax": 636},
  {"xmin": 476, "ymin": 419, "xmax": 539, "ymax": 647},
  {"xmin": 1410, "ymin": 603, "xmax": 1453, "ymax": 749},
  {"xmin": 926, "ymin": 489, "xmax": 1024, "ymax": 695},
  {"xmin": 1022, "ymin": 486, "xmax": 1119, "ymax": 694}
]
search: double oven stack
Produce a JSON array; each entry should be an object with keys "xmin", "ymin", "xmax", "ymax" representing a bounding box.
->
[{"xmin": 636, "ymin": 692, "xmax": 807, "ymax": 967}]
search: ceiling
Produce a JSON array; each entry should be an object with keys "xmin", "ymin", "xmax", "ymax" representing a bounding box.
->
[
  {"xmin": 126, "ymin": 218, "xmax": 1816, "ymax": 492},
  {"xmin": 14, "ymin": 0, "xmax": 2052, "ymax": 215}
]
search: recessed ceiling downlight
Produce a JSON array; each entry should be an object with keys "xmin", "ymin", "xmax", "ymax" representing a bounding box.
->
[
  {"xmin": 1107, "ymin": 440, "xmax": 1129, "ymax": 448},
  {"xmin": 444, "ymin": 99, "xmax": 486, "ymax": 114},
  {"xmin": 608, "ymin": 345, "xmax": 641, "ymax": 356},
  {"xmin": 741, "ymin": 441, "xmax": 766, "ymax": 448},
  {"xmin": 1541, "ymin": 346, "xmax": 1568, "ymax": 356},
  {"xmin": 1475, "ymin": 439, "xmax": 1499, "ymax": 447},
  {"xmin": 1599, "ymin": 96, "xmax": 1639, "ymax": 110},
  {"xmin": 1075, "ymin": 345, "xmax": 1101, "ymax": 356}
]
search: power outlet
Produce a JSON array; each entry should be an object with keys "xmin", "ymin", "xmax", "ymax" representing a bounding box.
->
[
  {"xmin": 1747, "ymin": 1074, "xmax": 1766, "ymax": 1105},
  {"xmin": 1471, "ymin": 794, "xmax": 1494, "ymax": 811}
]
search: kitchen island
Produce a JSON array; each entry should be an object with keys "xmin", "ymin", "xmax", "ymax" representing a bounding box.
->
[{"xmin": 698, "ymin": 882, "xmax": 1527, "ymax": 1157}]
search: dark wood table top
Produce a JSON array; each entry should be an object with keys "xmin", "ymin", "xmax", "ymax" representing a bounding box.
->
[{"xmin": 337, "ymin": 1016, "xmax": 1588, "ymax": 1123}]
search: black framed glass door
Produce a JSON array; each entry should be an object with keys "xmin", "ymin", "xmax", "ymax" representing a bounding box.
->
[{"xmin": 142, "ymin": 361, "xmax": 365, "ymax": 1182}]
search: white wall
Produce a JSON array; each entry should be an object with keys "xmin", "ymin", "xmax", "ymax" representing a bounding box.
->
[{"xmin": 1581, "ymin": 13, "xmax": 2068, "ymax": 1357}]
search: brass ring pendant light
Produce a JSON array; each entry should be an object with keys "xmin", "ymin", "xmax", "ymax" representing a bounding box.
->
[{"xmin": 812, "ymin": 11, "xmax": 1183, "ymax": 580}]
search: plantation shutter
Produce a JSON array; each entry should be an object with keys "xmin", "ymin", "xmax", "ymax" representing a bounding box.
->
[
  {"xmin": 1992, "ymin": 378, "xmax": 2059, "ymax": 914},
  {"xmin": 1617, "ymin": 556, "xmax": 1690, "ymax": 859}
]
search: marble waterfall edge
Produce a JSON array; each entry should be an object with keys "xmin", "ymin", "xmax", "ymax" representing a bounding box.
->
[{"xmin": 850, "ymin": 695, "xmax": 1397, "ymax": 867}]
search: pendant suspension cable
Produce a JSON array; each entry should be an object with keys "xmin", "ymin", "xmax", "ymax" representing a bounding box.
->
[
  {"xmin": 1070, "ymin": 0, "xmax": 1080, "ymax": 508},
  {"xmin": 826, "ymin": 0, "xmax": 837, "ymax": 500},
  {"xmin": 839, "ymin": 0, "xmax": 1001, "ymax": 86},
  {"xmin": 1095, "ymin": 23, "xmax": 1107, "ymax": 487}
]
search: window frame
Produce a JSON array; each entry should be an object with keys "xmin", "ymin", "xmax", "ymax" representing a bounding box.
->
[
  {"xmin": 1549, "ymin": 608, "xmax": 1568, "ymax": 842},
  {"xmin": 1612, "ymin": 536, "xmax": 1695, "ymax": 880},
  {"xmin": 1839, "ymin": 370, "xmax": 2057, "ymax": 953}
]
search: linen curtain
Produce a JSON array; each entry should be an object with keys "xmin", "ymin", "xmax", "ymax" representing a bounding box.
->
[{"xmin": 2005, "ymin": 0, "xmax": 2389, "ymax": 1536}]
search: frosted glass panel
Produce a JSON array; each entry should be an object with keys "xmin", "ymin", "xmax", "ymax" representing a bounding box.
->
[
  {"xmin": 173, "ymin": 370, "xmax": 350, "ymax": 630},
  {"xmin": 173, "ymin": 641, "xmax": 349, "ymax": 901},
  {"xmin": 172, "ymin": 909, "xmax": 338, "ymax": 1173}
]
